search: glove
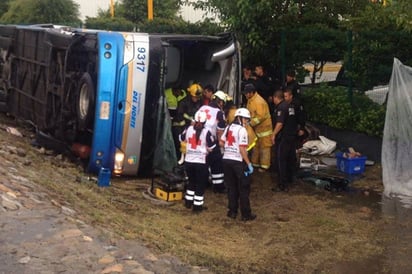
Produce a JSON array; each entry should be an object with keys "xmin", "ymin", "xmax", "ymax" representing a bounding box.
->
[{"xmin": 244, "ymin": 163, "xmax": 254, "ymax": 176}]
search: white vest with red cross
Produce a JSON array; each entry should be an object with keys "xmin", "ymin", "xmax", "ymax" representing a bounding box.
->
[
  {"xmin": 184, "ymin": 126, "xmax": 211, "ymax": 164},
  {"xmin": 221, "ymin": 123, "xmax": 248, "ymax": 162},
  {"xmin": 198, "ymin": 105, "xmax": 221, "ymax": 138}
]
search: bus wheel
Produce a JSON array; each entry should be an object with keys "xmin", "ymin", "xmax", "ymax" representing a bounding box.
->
[{"xmin": 76, "ymin": 73, "xmax": 95, "ymax": 130}]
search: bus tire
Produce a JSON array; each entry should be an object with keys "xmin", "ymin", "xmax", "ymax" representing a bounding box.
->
[{"xmin": 76, "ymin": 73, "xmax": 95, "ymax": 130}]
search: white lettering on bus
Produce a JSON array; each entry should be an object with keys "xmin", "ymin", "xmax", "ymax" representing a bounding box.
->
[{"xmin": 130, "ymin": 90, "xmax": 141, "ymax": 128}]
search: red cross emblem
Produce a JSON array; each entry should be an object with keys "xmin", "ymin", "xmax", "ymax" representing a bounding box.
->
[
  {"xmin": 188, "ymin": 133, "xmax": 201, "ymax": 149},
  {"xmin": 203, "ymin": 108, "xmax": 211, "ymax": 120},
  {"xmin": 226, "ymin": 130, "xmax": 235, "ymax": 146}
]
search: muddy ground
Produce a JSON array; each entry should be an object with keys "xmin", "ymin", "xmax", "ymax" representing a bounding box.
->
[{"xmin": 1, "ymin": 113, "xmax": 412, "ymax": 274}]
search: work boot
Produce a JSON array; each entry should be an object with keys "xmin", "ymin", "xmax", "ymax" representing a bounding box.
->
[
  {"xmin": 184, "ymin": 199, "xmax": 192, "ymax": 209},
  {"xmin": 227, "ymin": 211, "xmax": 237, "ymax": 219},
  {"xmin": 213, "ymin": 184, "xmax": 226, "ymax": 194},
  {"xmin": 241, "ymin": 213, "xmax": 256, "ymax": 222},
  {"xmin": 272, "ymin": 184, "xmax": 289, "ymax": 193},
  {"xmin": 192, "ymin": 205, "xmax": 207, "ymax": 213}
]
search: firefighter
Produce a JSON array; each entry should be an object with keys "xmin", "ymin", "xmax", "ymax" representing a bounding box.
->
[
  {"xmin": 180, "ymin": 110, "xmax": 215, "ymax": 212},
  {"xmin": 164, "ymin": 85, "xmax": 186, "ymax": 119},
  {"xmin": 220, "ymin": 108, "xmax": 256, "ymax": 221},
  {"xmin": 172, "ymin": 83, "xmax": 203, "ymax": 159},
  {"xmin": 198, "ymin": 90, "xmax": 227, "ymax": 193},
  {"xmin": 242, "ymin": 83, "xmax": 273, "ymax": 172}
]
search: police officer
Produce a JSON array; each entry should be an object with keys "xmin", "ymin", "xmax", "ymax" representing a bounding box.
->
[
  {"xmin": 271, "ymin": 90, "xmax": 298, "ymax": 192},
  {"xmin": 180, "ymin": 110, "xmax": 215, "ymax": 213},
  {"xmin": 283, "ymin": 88, "xmax": 307, "ymax": 148},
  {"xmin": 220, "ymin": 108, "xmax": 256, "ymax": 221},
  {"xmin": 198, "ymin": 90, "xmax": 227, "ymax": 193}
]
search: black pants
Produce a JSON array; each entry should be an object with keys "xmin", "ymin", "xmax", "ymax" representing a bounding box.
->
[
  {"xmin": 185, "ymin": 162, "xmax": 209, "ymax": 207},
  {"xmin": 223, "ymin": 159, "xmax": 252, "ymax": 218},
  {"xmin": 206, "ymin": 146, "xmax": 225, "ymax": 190},
  {"xmin": 274, "ymin": 136, "xmax": 297, "ymax": 187}
]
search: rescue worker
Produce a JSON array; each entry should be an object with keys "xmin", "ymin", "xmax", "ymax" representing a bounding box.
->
[
  {"xmin": 172, "ymin": 83, "xmax": 203, "ymax": 159},
  {"xmin": 220, "ymin": 108, "xmax": 256, "ymax": 221},
  {"xmin": 165, "ymin": 85, "xmax": 186, "ymax": 119},
  {"xmin": 271, "ymin": 90, "xmax": 298, "ymax": 192},
  {"xmin": 202, "ymin": 84, "xmax": 215, "ymax": 105},
  {"xmin": 197, "ymin": 90, "xmax": 227, "ymax": 193},
  {"xmin": 242, "ymin": 83, "xmax": 272, "ymax": 172},
  {"xmin": 180, "ymin": 110, "xmax": 215, "ymax": 212}
]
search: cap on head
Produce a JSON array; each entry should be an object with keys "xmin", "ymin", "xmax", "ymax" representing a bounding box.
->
[
  {"xmin": 242, "ymin": 83, "xmax": 256, "ymax": 94},
  {"xmin": 194, "ymin": 110, "xmax": 208, "ymax": 123},
  {"xmin": 213, "ymin": 90, "xmax": 227, "ymax": 102},
  {"xmin": 234, "ymin": 108, "xmax": 251, "ymax": 119},
  {"xmin": 187, "ymin": 84, "xmax": 203, "ymax": 97}
]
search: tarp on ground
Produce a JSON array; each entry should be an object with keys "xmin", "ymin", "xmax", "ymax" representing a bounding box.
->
[{"xmin": 382, "ymin": 58, "xmax": 412, "ymax": 196}]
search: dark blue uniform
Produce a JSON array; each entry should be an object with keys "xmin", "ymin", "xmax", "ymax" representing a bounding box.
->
[{"xmin": 273, "ymin": 100, "xmax": 298, "ymax": 191}]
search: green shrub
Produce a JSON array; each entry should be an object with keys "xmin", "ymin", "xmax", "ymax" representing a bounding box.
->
[{"xmin": 302, "ymin": 84, "xmax": 385, "ymax": 138}]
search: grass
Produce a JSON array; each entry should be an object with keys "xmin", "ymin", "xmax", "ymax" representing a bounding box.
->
[{"xmin": 0, "ymin": 114, "xmax": 389, "ymax": 273}]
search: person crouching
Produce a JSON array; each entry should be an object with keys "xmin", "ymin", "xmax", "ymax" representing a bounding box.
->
[{"xmin": 180, "ymin": 110, "xmax": 215, "ymax": 213}]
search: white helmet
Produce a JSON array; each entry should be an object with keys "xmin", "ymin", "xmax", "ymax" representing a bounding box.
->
[
  {"xmin": 213, "ymin": 90, "xmax": 227, "ymax": 102},
  {"xmin": 235, "ymin": 108, "xmax": 251, "ymax": 119},
  {"xmin": 194, "ymin": 110, "xmax": 208, "ymax": 123}
]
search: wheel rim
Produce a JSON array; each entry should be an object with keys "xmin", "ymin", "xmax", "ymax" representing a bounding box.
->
[{"xmin": 79, "ymin": 83, "xmax": 89, "ymax": 120}]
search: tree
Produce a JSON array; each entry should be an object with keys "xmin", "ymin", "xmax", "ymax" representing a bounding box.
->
[
  {"xmin": 347, "ymin": 1, "xmax": 412, "ymax": 90},
  {"xmin": 188, "ymin": 0, "xmax": 369, "ymax": 77},
  {"xmin": 0, "ymin": 0, "xmax": 11, "ymax": 17},
  {"xmin": 121, "ymin": 0, "xmax": 182, "ymax": 24},
  {"xmin": 0, "ymin": 0, "xmax": 81, "ymax": 26},
  {"xmin": 85, "ymin": 17, "xmax": 135, "ymax": 32}
]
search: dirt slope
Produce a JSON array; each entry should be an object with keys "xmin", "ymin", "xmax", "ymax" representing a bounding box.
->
[{"xmin": 0, "ymin": 113, "xmax": 393, "ymax": 274}]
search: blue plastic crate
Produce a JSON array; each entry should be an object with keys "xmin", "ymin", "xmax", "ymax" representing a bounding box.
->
[{"xmin": 336, "ymin": 152, "xmax": 367, "ymax": 175}]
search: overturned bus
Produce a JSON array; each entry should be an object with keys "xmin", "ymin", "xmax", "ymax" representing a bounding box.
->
[{"xmin": 0, "ymin": 24, "xmax": 241, "ymax": 176}]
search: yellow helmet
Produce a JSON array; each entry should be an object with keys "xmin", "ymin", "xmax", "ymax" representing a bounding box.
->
[{"xmin": 187, "ymin": 84, "xmax": 203, "ymax": 97}]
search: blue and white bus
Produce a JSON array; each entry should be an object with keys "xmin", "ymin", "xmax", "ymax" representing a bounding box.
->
[{"xmin": 0, "ymin": 24, "xmax": 241, "ymax": 176}]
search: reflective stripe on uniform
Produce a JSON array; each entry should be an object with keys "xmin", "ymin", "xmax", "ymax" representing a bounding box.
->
[
  {"xmin": 183, "ymin": 113, "xmax": 193, "ymax": 121},
  {"xmin": 173, "ymin": 120, "xmax": 186, "ymax": 126},
  {"xmin": 256, "ymin": 130, "xmax": 273, "ymax": 138},
  {"xmin": 185, "ymin": 189, "xmax": 195, "ymax": 201},
  {"xmin": 193, "ymin": 195, "xmax": 204, "ymax": 206},
  {"xmin": 211, "ymin": 173, "xmax": 224, "ymax": 185}
]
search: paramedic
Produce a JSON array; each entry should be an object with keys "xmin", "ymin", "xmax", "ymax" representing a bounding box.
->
[
  {"xmin": 220, "ymin": 108, "xmax": 256, "ymax": 221},
  {"xmin": 198, "ymin": 90, "xmax": 227, "ymax": 193},
  {"xmin": 180, "ymin": 110, "xmax": 215, "ymax": 212}
]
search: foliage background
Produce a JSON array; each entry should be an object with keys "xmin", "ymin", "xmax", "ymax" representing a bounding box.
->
[{"xmin": 1, "ymin": 0, "xmax": 411, "ymax": 136}]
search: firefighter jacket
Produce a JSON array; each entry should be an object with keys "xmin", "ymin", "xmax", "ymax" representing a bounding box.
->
[
  {"xmin": 165, "ymin": 88, "xmax": 186, "ymax": 111},
  {"xmin": 173, "ymin": 96, "xmax": 201, "ymax": 128},
  {"xmin": 246, "ymin": 92, "xmax": 272, "ymax": 143}
]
